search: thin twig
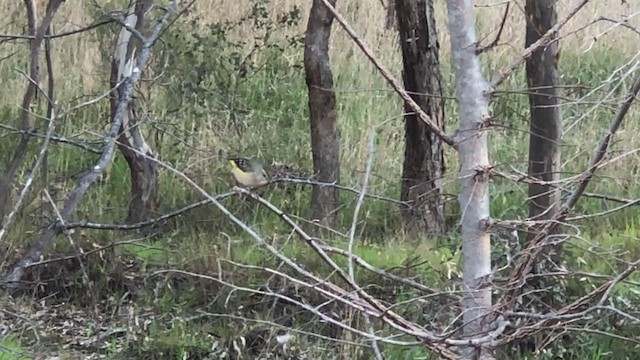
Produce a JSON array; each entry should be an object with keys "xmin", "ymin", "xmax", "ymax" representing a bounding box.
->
[
  {"xmin": 0, "ymin": 19, "xmax": 113, "ymax": 41},
  {"xmin": 499, "ymin": 67, "xmax": 640, "ymax": 309},
  {"xmin": 0, "ymin": 124, "xmax": 102, "ymax": 153},
  {"xmin": 347, "ymin": 128, "xmax": 382, "ymax": 360},
  {"xmin": 318, "ymin": 0, "xmax": 456, "ymax": 148},
  {"xmin": 1, "ymin": 0, "xmax": 183, "ymax": 286},
  {"xmin": 476, "ymin": 2, "xmax": 510, "ymax": 55},
  {"xmin": 63, "ymin": 193, "xmax": 234, "ymax": 231},
  {"xmin": 490, "ymin": 0, "xmax": 589, "ymax": 88}
]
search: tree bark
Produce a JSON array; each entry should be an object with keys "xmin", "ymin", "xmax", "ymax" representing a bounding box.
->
[
  {"xmin": 110, "ymin": 0, "xmax": 159, "ymax": 224},
  {"xmin": 304, "ymin": 0, "xmax": 340, "ymax": 229},
  {"xmin": 396, "ymin": 0, "xmax": 446, "ymax": 235},
  {"xmin": 525, "ymin": 0, "xmax": 561, "ymax": 236},
  {"xmin": 522, "ymin": 2, "xmax": 562, "ymax": 347},
  {"xmin": 445, "ymin": 0, "xmax": 494, "ymax": 358}
]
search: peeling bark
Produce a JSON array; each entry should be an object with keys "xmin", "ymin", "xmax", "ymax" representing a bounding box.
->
[{"xmin": 110, "ymin": 0, "xmax": 159, "ymax": 223}]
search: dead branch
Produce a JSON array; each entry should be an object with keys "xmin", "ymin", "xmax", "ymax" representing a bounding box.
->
[
  {"xmin": 99, "ymin": 137, "xmax": 506, "ymax": 356},
  {"xmin": 318, "ymin": 0, "xmax": 456, "ymax": 148},
  {"xmin": 320, "ymin": 245, "xmax": 460, "ymax": 301},
  {"xmin": 476, "ymin": 2, "xmax": 510, "ymax": 55},
  {"xmin": 0, "ymin": 124, "xmax": 102, "ymax": 153},
  {"xmin": 0, "ymin": 0, "xmax": 63, "ymax": 221},
  {"xmin": 23, "ymin": 237, "xmax": 160, "ymax": 269},
  {"xmin": 498, "ymin": 257, "xmax": 640, "ymax": 344},
  {"xmin": 497, "ymin": 67, "xmax": 640, "ymax": 311},
  {"xmin": 0, "ymin": 19, "xmax": 113, "ymax": 42},
  {"xmin": 347, "ymin": 129, "xmax": 382, "ymax": 359},
  {"xmin": 0, "ymin": 0, "xmax": 183, "ymax": 287},
  {"xmin": 63, "ymin": 192, "xmax": 234, "ymax": 231}
]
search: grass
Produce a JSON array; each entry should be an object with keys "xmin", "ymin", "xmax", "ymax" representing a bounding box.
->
[{"xmin": 1, "ymin": 0, "xmax": 640, "ymax": 359}]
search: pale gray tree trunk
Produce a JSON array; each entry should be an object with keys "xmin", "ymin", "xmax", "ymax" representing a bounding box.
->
[
  {"xmin": 110, "ymin": 0, "xmax": 159, "ymax": 224},
  {"xmin": 304, "ymin": 0, "xmax": 340, "ymax": 229},
  {"xmin": 445, "ymin": 0, "xmax": 494, "ymax": 358},
  {"xmin": 396, "ymin": 0, "xmax": 446, "ymax": 235},
  {"xmin": 525, "ymin": 0, "xmax": 561, "ymax": 235}
]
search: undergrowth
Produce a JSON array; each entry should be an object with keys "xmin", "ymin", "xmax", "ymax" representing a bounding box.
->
[{"xmin": 0, "ymin": 0, "xmax": 639, "ymax": 359}]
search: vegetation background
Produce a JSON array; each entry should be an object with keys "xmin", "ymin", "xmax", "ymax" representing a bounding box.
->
[{"xmin": 0, "ymin": 0, "xmax": 639, "ymax": 359}]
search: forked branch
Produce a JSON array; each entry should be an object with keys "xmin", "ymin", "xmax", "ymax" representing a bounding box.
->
[{"xmin": 0, "ymin": 0, "xmax": 183, "ymax": 287}]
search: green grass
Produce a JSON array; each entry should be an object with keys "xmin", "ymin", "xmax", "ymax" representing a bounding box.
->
[
  {"xmin": 0, "ymin": 337, "xmax": 29, "ymax": 360},
  {"xmin": 1, "ymin": 2, "xmax": 640, "ymax": 359}
]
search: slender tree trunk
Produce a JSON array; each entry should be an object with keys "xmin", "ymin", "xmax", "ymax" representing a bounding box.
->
[
  {"xmin": 445, "ymin": 0, "xmax": 494, "ymax": 358},
  {"xmin": 304, "ymin": 0, "xmax": 340, "ymax": 229},
  {"xmin": 525, "ymin": 0, "xmax": 561, "ymax": 236},
  {"xmin": 0, "ymin": 0, "xmax": 62, "ymax": 219},
  {"xmin": 396, "ymin": 0, "xmax": 446, "ymax": 235},
  {"xmin": 110, "ymin": 0, "xmax": 159, "ymax": 224},
  {"xmin": 522, "ymin": 2, "xmax": 562, "ymax": 349}
]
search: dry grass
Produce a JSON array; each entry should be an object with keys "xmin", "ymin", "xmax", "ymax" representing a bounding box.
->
[
  {"xmin": 1, "ymin": 2, "xmax": 640, "ymax": 358},
  {"xmin": 3, "ymin": 0, "xmax": 638, "ymax": 102}
]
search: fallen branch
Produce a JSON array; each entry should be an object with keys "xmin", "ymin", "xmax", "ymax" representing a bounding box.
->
[
  {"xmin": 498, "ymin": 66, "xmax": 640, "ymax": 310},
  {"xmin": 0, "ymin": 0, "xmax": 183, "ymax": 287}
]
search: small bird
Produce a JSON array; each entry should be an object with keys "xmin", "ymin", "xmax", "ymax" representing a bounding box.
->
[{"xmin": 228, "ymin": 157, "xmax": 270, "ymax": 188}]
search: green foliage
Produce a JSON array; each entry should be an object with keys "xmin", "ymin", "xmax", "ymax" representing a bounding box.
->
[
  {"xmin": 160, "ymin": 0, "xmax": 303, "ymax": 127},
  {"xmin": 2, "ymin": 0, "xmax": 640, "ymax": 358},
  {"xmin": 0, "ymin": 337, "xmax": 29, "ymax": 360}
]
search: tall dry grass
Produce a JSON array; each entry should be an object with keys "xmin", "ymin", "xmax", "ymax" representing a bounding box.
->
[{"xmin": 3, "ymin": 1, "xmax": 637, "ymax": 105}]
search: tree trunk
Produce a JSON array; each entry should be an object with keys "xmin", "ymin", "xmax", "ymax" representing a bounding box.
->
[
  {"xmin": 110, "ymin": 0, "xmax": 159, "ymax": 224},
  {"xmin": 0, "ymin": 0, "xmax": 62, "ymax": 219},
  {"xmin": 522, "ymin": 1, "xmax": 562, "ymax": 348},
  {"xmin": 445, "ymin": 0, "xmax": 494, "ymax": 358},
  {"xmin": 396, "ymin": 0, "xmax": 446, "ymax": 235},
  {"xmin": 304, "ymin": 0, "xmax": 340, "ymax": 229},
  {"xmin": 525, "ymin": 0, "xmax": 561, "ymax": 237}
]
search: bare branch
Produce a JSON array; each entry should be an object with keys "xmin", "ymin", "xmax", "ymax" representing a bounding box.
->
[
  {"xmin": 347, "ymin": 129, "xmax": 382, "ymax": 359},
  {"xmin": 498, "ymin": 67, "xmax": 640, "ymax": 310},
  {"xmin": 475, "ymin": 2, "xmax": 510, "ymax": 55},
  {"xmin": 490, "ymin": 0, "xmax": 589, "ymax": 88},
  {"xmin": 63, "ymin": 193, "xmax": 233, "ymax": 231},
  {"xmin": 318, "ymin": 0, "xmax": 456, "ymax": 148},
  {"xmin": 0, "ymin": 0, "xmax": 63, "ymax": 219},
  {"xmin": 1, "ymin": 0, "xmax": 183, "ymax": 287},
  {"xmin": 0, "ymin": 124, "xmax": 102, "ymax": 153},
  {"xmin": 0, "ymin": 19, "xmax": 113, "ymax": 42}
]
